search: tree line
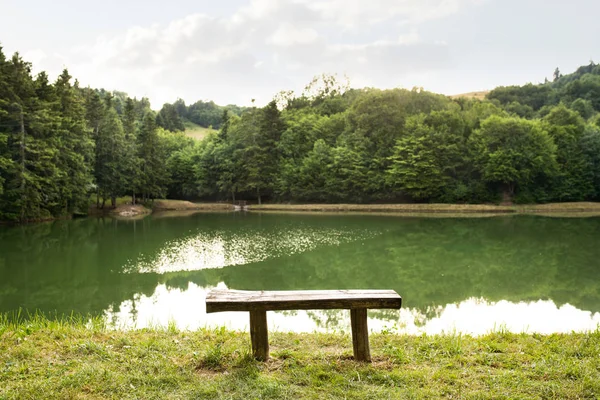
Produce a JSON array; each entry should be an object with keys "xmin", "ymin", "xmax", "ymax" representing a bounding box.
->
[
  {"xmin": 1, "ymin": 45, "xmax": 600, "ymax": 222},
  {"xmin": 0, "ymin": 48, "xmax": 170, "ymax": 221},
  {"xmin": 156, "ymin": 98, "xmax": 248, "ymax": 132},
  {"xmin": 179, "ymin": 71, "xmax": 600, "ymax": 205}
]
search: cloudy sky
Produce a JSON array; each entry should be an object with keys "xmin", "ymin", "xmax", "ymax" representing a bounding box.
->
[{"xmin": 1, "ymin": 0, "xmax": 599, "ymax": 108}]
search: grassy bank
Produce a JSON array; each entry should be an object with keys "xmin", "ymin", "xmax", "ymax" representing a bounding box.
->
[
  {"xmin": 152, "ymin": 199, "xmax": 231, "ymax": 211},
  {"xmin": 87, "ymin": 197, "xmax": 232, "ymax": 219},
  {"xmin": 1, "ymin": 316, "xmax": 599, "ymax": 399},
  {"xmin": 251, "ymin": 202, "xmax": 600, "ymax": 215}
]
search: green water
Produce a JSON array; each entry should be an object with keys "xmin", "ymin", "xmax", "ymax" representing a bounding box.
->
[{"xmin": 1, "ymin": 212, "xmax": 599, "ymax": 334}]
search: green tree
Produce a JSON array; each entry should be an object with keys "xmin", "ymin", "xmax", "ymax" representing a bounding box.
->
[
  {"xmin": 122, "ymin": 97, "xmax": 140, "ymax": 203},
  {"xmin": 471, "ymin": 116, "xmax": 557, "ymax": 202},
  {"xmin": 53, "ymin": 69, "xmax": 94, "ymax": 214},
  {"xmin": 581, "ymin": 125, "xmax": 600, "ymax": 199},
  {"xmin": 0, "ymin": 53, "xmax": 59, "ymax": 221},
  {"xmin": 554, "ymin": 67, "xmax": 561, "ymax": 82},
  {"xmin": 241, "ymin": 100, "xmax": 284, "ymax": 204},
  {"xmin": 137, "ymin": 112, "xmax": 168, "ymax": 201},
  {"xmin": 95, "ymin": 107, "xmax": 126, "ymax": 207},
  {"xmin": 387, "ymin": 111, "xmax": 469, "ymax": 201},
  {"xmin": 156, "ymin": 103, "xmax": 185, "ymax": 132},
  {"xmin": 294, "ymin": 139, "xmax": 334, "ymax": 201},
  {"xmin": 570, "ymin": 98, "xmax": 595, "ymax": 120},
  {"xmin": 543, "ymin": 105, "xmax": 593, "ymax": 201}
]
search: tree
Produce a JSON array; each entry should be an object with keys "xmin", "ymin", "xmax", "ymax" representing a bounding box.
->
[
  {"xmin": 543, "ymin": 105, "xmax": 594, "ymax": 201},
  {"xmin": 0, "ymin": 52, "xmax": 59, "ymax": 221},
  {"xmin": 554, "ymin": 67, "xmax": 562, "ymax": 82},
  {"xmin": 570, "ymin": 98, "xmax": 595, "ymax": 120},
  {"xmin": 0, "ymin": 47, "xmax": 12, "ymax": 197},
  {"xmin": 156, "ymin": 103, "xmax": 185, "ymax": 132},
  {"xmin": 137, "ymin": 112, "xmax": 168, "ymax": 201},
  {"xmin": 218, "ymin": 109, "xmax": 230, "ymax": 141},
  {"xmin": 581, "ymin": 125, "xmax": 600, "ymax": 199},
  {"xmin": 164, "ymin": 134, "xmax": 199, "ymax": 199},
  {"xmin": 53, "ymin": 69, "xmax": 94, "ymax": 214},
  {"xmin": 471, "ymin": 116, "xmax": 557, "ymax": 202},
  {"xmin": 241, "ymin": 100, "xmax": 284, "ymax": 204},
  {"xmin": 387, "ymin": 111, "xmax": 469, "ymax": 201},
  {"xmin": 294, "ymin": 139, "xmax": 333, "ymax": 201},
  {"xmin": 122, "ymin": 97, "xmax": 140, "ymax": 203},
  {"xmin": 95, "ymin": 107, "xmax": 126, "ymax": 207}
]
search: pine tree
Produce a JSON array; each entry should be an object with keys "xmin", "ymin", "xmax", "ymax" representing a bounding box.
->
[
  {"xmin": 53, "ymin": 69, "xmax": 94, "ymax": 214},
  {"xmin": 95, "ymin": 107, "xmax": 126, "ymax": 208},
  {"xmin": 0, "ymin": 53, "xmax": 50, "ymax": 221},
  {"xmin": 137, "ymin": 112, "xmax": 167, "ymax": 201},
  {"xmin": 122, "ymin": 97, "xmax": 140, "ymax": 203},
  {"xmin": 0, "ymin": 46, "xmax": 12, "ymax": 199},
  {"xmin": 85, "ymin": 90, "xmax": 103, "ymax": 138},
  {"xmin": 242, "ymin": 100, "xmax": 284, "ymax": 204}
]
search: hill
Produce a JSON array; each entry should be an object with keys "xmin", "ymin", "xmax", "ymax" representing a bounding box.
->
[
  {"xmin": 183, "ymin": 120, "xmax": 217, "ymax": 141},
  {"xmin": 449, "ymin": 91, "xmax": 489, "ymax": 100}
]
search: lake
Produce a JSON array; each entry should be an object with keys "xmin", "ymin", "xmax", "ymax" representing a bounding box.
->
[{"xmin": 1, "ymin": 212, "xmax": 599, "ymax": 335}]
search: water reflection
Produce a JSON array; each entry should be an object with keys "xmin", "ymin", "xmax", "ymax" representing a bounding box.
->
[
  {"xmin": 2, "ymin": 213, "xmax": 600, "ymax": 334},
  {"xmin": 130, "ymin": 225, "xmax": 384, "ymax": 274},
  {"xmin": 103, "ymin": 282, "xmax": 600, "ymax": 334}
]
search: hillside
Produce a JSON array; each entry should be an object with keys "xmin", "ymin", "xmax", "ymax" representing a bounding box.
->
[
  {"xmin": 183, "ymin": 120, "xmax": 217, "ymax": 141},
  {"xmin": 449, "ymin": 90, "xmax": 489, "ymax": 100}
]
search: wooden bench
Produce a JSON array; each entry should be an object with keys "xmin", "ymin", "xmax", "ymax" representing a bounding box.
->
[{"xmin": 205, "ymin": 289, "xmax": 402, "ymax": 362}]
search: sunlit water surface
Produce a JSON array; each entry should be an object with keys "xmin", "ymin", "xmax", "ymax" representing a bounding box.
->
[{"xmin": 1, "ymin": 212, "xmax": 600, "ymax": 334}]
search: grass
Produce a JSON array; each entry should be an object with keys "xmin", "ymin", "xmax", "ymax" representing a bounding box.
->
[
  {"xmin": 449, "ymin": 91, "xmax": 490, "ymax": 100},
  {"xmin": 251, "ymin": 202, "xmax": 600, "ymax": 215},
  {"xmin": 184, "ymin": 120, "xmax": 217, "ymax": 141},
  {"xmin": 88, "ymin": 196, "xmax": 231, "ymax": 217},
  {"xmin": 152, "ymin": 199, "xmax": 231, "ymax": 211},
  {"xmin": 1, "ymin": 314, "xmax": 599, "ymax": 399}
]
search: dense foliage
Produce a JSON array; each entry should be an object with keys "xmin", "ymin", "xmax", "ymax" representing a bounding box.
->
[
  {"xmin": 156, "ymin": 98, "xmax": 248, "ymax": 131},
  {"xmin": 1, "ymin": 45, "xmax": 600, "ymax": 221}
]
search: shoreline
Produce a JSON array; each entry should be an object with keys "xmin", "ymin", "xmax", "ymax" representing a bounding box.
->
[
  {"xmin": 1, "ymin": 316, "xmax": 598, "ymax": 398},
  {"xmin": 3, "ymin": 201, "xmax": 600, "ymax": 224},
  {"xmin": 250, "ymin": 202, "xmax": 600, "ymax": 215}
]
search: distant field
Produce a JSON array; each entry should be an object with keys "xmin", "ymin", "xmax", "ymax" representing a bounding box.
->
[
  {"xmin": 449, "ymin": 91, "xmax": 490, "ymax": 100},
  {"xmin": 184, "ymin": 120, "xmax": 217, "ymax": 141}
]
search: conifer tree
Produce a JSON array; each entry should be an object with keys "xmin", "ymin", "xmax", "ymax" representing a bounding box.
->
[{"xmin": 137, "ymin": 112, "xmax": 167, "ymax": 201}]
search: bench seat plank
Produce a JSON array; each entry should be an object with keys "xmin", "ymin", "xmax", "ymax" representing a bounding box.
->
[{"xmin": 206, "ymin": 289, "xmax": 402, "ymax": 313}]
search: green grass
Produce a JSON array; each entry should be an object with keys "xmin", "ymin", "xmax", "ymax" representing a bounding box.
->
[
  {"xmin": 1, "ymin": 314, "xmax": 599, "ymax": 399},
  {"xmin": 184, "ymin": 120, "xmax": 217, "ymax": 141},
  {"xmin": 449, "ymin": 91, "xmax": 490, "ymax": 100}
]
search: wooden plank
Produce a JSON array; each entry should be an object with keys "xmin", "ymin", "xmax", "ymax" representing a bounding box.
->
[
  {"xmin": 249, "ymin": 310, "xmax": 269, "ymax": 361},
  {"xmin": 206, "ymin": 290, "xmax": 402, "ymax": 312},
  {"xmin": 350, "ymin": 308, "xmax": 371, "ymax": 362}
]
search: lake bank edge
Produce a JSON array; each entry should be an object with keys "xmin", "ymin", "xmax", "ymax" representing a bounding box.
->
[
  {"xmin": 250, "ymin": 201, "xmax": 600, "ymax": 215},
  {"xmin": 3, "ymin": 200, "xmax": 600, "ymax": 224},
  {"xmin": 1, "ymin": 316, "xmax": 598, "ymax": 399}
]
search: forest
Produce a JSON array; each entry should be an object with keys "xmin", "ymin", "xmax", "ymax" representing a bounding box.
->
[{"xmin": 1, "ymin": 45, "xmax": 600, "ymax": 222}]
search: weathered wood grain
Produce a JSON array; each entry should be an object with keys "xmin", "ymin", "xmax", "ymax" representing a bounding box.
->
[
  {"xmin": 249, "ymin": 310, "xmax": 269, "ymax": 361},
  {"xmin": 205, "ymin": 290, "xmax": 402, "ymax": 313},
  {"xmin": 350, "ymin": 308, "xmax": 371, "ymax": 362}
]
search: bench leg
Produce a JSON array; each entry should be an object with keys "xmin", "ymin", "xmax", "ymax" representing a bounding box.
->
[
  {"xmin": 350, "ymin": 308, "xmax": 371, "ymax": 362},
  {"xmin": 249, "ymin": 310, "xmax": 269, "ymax": 361}
]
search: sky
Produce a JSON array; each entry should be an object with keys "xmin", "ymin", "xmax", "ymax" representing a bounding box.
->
[{"xmin": 1, "ymin": 0, "xmax": 599, "ymax": 108}]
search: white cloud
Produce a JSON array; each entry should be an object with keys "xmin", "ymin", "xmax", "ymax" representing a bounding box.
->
[
  {"xmin": 299, "ymin": 0, "xmax": 484, "ymax": 27},
  {"xmin": 30, "ymin": 0, "xmax": 483, "ymax": 107},
  {"xmin": 268, "ymin": 23, "xmax": 319, "ymax": 46},
  {"xmin": 22, "ymin": 49, "xmax": 47, "ymax": 66}
]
